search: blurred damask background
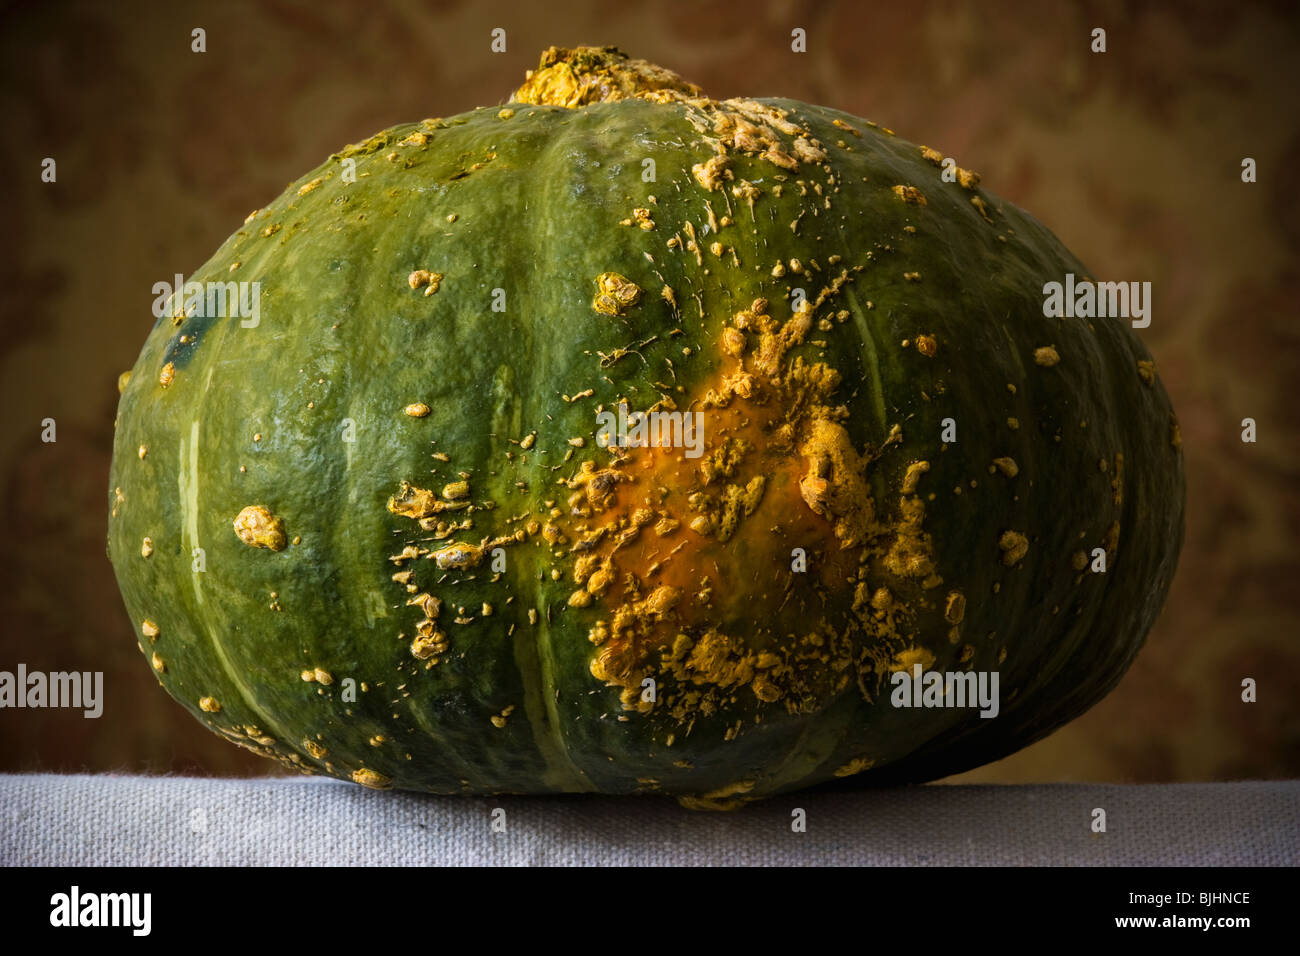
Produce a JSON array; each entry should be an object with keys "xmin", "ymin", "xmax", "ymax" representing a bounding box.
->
[{"xmin": 0, "ymin": 0, "xmax": 1296, "ymax": 782}]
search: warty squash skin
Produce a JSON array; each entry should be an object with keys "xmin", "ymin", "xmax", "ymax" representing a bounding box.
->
[{"xmin": 108, "ymin": 47, "xmax": 1184, "ymax": 808}]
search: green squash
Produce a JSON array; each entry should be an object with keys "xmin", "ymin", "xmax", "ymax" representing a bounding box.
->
[{"xmin": 108, "ymin": 46, "xmax": 1184, "ymax": 807}]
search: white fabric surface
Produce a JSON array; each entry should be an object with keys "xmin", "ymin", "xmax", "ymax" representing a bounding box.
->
[{"xmin": 2, "ymin": 773, "xmax": 1296, "ymax": 866}]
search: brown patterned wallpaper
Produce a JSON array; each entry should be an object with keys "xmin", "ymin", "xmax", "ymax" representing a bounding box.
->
[{"xmin": 0, "ymin": 0, "xmax": 1296, "ymax": 784}]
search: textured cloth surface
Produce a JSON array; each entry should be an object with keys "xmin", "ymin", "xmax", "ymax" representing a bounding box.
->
[{"xmin": 3, "ymin": 774, "xmax": 1296, "ymax": 866}]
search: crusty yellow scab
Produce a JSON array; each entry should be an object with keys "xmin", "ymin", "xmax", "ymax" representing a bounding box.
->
[
  {"xmin": 792, "ymin": 136, "xmax": 827, "ymax": 163},
  {"xmin": 386, "ymin": 481, "xmax": 476, "ymax": 532},
  {"xmin": 233, "ymin": 505, "xmax": 287, "ymax": 551},
  {"xmin": 892, "ymin": 184, "xmax": 927, "ymax": 205},
  {"xmin": 745, "ymin": 301, "xmax": 814, "ymax": 377},
  {"xmin": 797, "ymin": 418, "xmax": 875, "ymax": 549},
  {"xmin": 207, "ymin": 723, "xmax": 293, "ymax": 765},
  {"xmin": 404, "ymin": 402, "xmax": 431, "ymax": 418},
  {"xmin": 833, "ymin": 755, "xmax": 876, "ymax": 777},
  {"xmin": 692, "ymin": 154, "xmax": 732, "ymax": 191},
  {"xmin": 999, "ymin": 530, "xmax": 1029, "ymax": 566},
  {"xmin": 918, "ymin": 146, "xmax": 982, "ymax": 190},
  {"xmin": 432, "ymin": 541, "xmax": 485, "ymax": 570},
  {"xmin": 510, "ymin": 46, "xmax": 703, "ymax": 108},
  {"xmin": 719, "ymin": 325, "xmax": 747, "ymax": 359},
  {"xmin": 881, "ymin": 496, "xmax": 935, "ymax": 580},
  {"xmin": 991, "ymin": 456, "xmax": 1019, "ymax": 478},
  {"xmin": 512, "ymin": 48, "xmax": 830, "ymax": 183},
  {"xmin": 351, "ymin": 768, "xmax": 393, "ymax": 790},
  {"xmin": 141, "ymin": 619, "xmax": 160, "ymax": 641},
  {"xmin": 1033, "ymin": 346, "xmax": 1060, "ymax": 367},
  {"xmin": 408, "ymin": 591, "xmax": 448, "ymax": 663},
  {"xmin": 158, "ymin": 362, "xmax": 175, "ymax": 388},
  {"xmin": 408, "ymin": 269, "xmax": 443, "ymax": 296},
  {"xmin": 388, "ymin": 482, "xmax": 440, "ymax": 519},
  {"xmin": 902, "ymin": 461, "xmax": 930, "ymax": 494},
  {"xmin": 198, "ymin": 696, "xmax": 221, "ymax": 713},
  {"xmin": 621, "ymin": 206, "xmax": 655, "ymax": 230},
  {"xmin": 592, "ymin": 272, "xmax": 642, "ymax": 316},
  {"xmin": 1103, "ymin": 521, "xmax": 1121, "ymax": 557},
  {"xmin": 140, "ymin": 537, "xmax": 153, "ymax": 558},
  {"xmin": 891, "ymin": 646, "xmax": 936, "ymax": 672},
  {"xmin": 1137, "ymin": 359, "xmax": 1156, "ymax": 386},
  {"xmin": 410, "ymin": 628, "xmax": 448, "ymax": 660},
  {"xmin": 688, "ymin": 515, "xmax": 714, "ymax": 536},
  {"xmin": 698, "ymin": 99, "xmax": 814, "ymax": 171},
  {"xmin": 944, "ymin": 591, "xmax": 966, "ymax": 625},
  {"xmin": 712, "ymin": 476, "xmax": 766, "ymax": 542},
  {"xmin": 677, "ymin": 779, "xmax": 756, "ymax": 811},
  {"xmin": 303, "ymin": 739, "xmax": 327, "ymax": 759},
  {"xmin": 731, "ymin": 179, "xmax": 761, "ymax": 209}
]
